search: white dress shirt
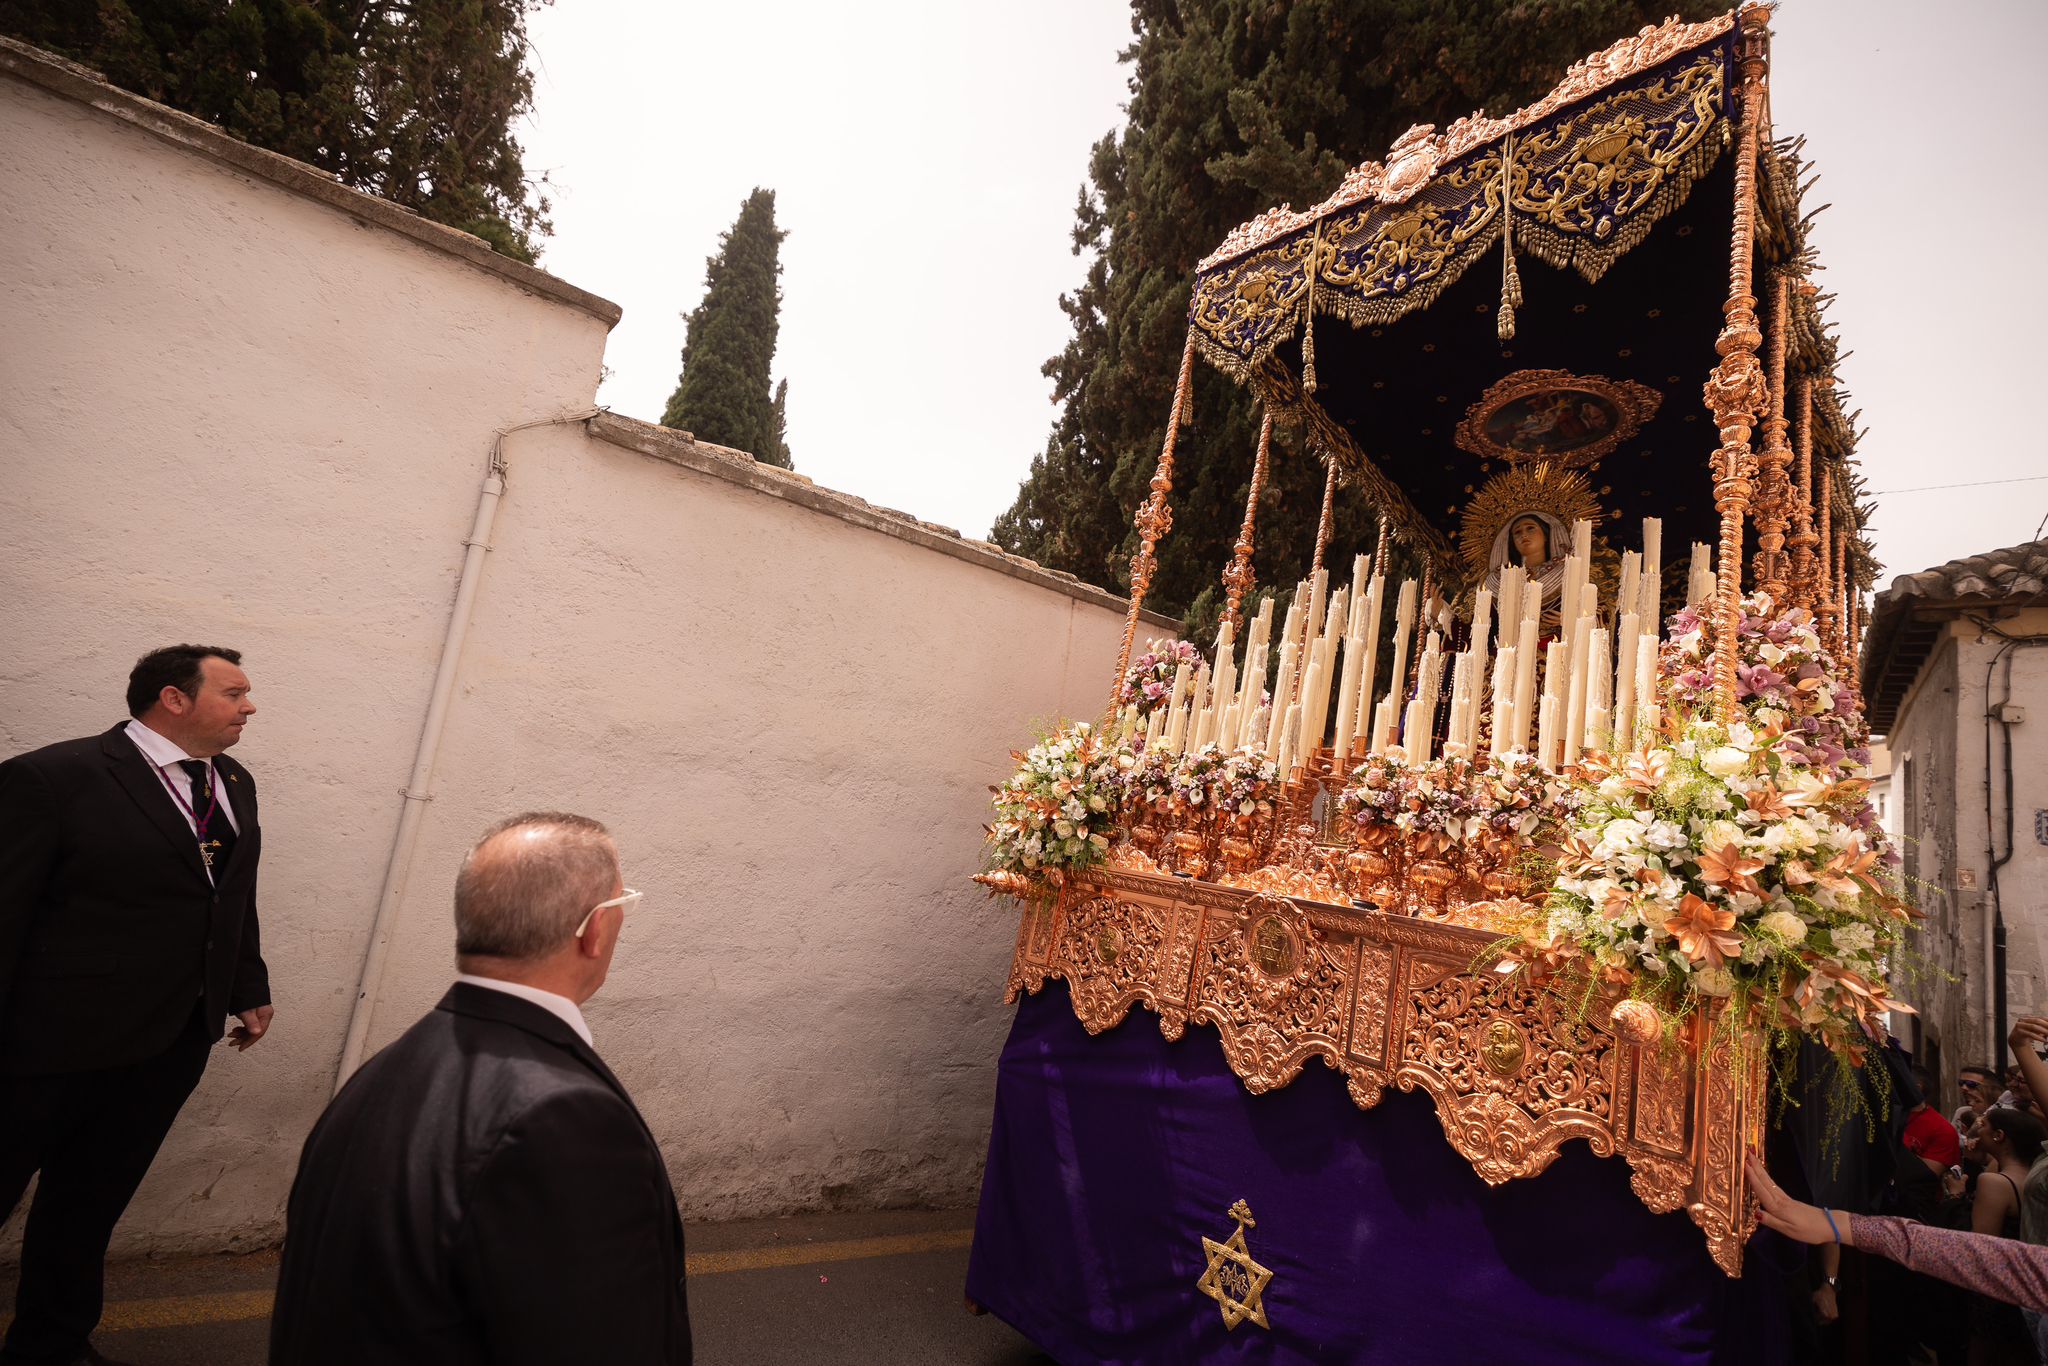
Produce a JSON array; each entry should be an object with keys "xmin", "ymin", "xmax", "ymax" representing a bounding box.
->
[
  {"xmin": 124, "ymin": 718, "xmax": 243, "ymax": 836},
  {"xmin": 454, "ymin": 974, "xmax": 594, "ymax": 1047}
]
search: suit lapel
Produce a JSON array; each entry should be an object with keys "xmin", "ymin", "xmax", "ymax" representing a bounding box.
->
[
  {"xmin": 100, "ymin": 726, "xmax": 210, "ymax": 884},
  {"xmin": 211, "ymin": 754, "xmax": 256, "ymax": 881}
]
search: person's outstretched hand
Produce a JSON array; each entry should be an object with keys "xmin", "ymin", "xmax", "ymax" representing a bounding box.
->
[
  {"xmin": 2011, "ymin": 1016, "xmax": 2048, "ymax": 1058},
  {"xmin": 1747, "ymin": 1154, "xmax": 1855, "ymax": 1246}
]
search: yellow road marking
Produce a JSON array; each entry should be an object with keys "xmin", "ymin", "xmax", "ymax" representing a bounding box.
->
[
  {"xmin": 0, "ymin": 1227, "xmax": 976, "ymax": 1334},
  {"xmin": 101, "ymin": 1289, "xmax": 275, "ymax": 1331},
  {"xmin": 686, "ymin": 1227, "xmax": 974, "ymax": 1275}
]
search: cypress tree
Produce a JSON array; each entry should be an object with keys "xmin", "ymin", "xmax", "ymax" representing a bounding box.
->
[
  {"xmin": 661, "ymin": 188, "xmax": 793, "ymax": 470},
  {"xmin": 0, "ymin": 0, "xmax": 553, "ymax": 261},
  {"xmin": 992, "ymin": 0, "xmax": 1724, "ymax": 628}
]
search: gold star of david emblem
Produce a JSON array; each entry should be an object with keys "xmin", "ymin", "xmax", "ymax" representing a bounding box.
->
[{"xmin": 1196, "ymin": 1199, "xmax": 1272, "ymax": 1331}]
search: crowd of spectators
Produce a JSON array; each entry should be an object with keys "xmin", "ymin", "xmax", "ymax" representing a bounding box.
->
[{"xmin": 1782, "ymin": 1018, "xmax": 2048, "ymax": 1364}]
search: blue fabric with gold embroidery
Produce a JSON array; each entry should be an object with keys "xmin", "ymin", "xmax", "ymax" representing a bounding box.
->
[{"xmin": 1188, "ymin": 33, "xmax": 1735, "ymax": 382}]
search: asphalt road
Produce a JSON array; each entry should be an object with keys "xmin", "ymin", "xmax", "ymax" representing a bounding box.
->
[{"xmin": 0, "ymin": 1208, "xmax": 1055, "ymax": 1365}]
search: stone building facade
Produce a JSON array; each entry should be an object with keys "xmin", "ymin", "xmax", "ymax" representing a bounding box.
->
[{"xmin": 1861, "ymin": 540, "xmax": 2048, "ymax": 1101}]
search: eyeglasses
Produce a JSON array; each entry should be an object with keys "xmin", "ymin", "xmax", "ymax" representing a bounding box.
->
[{"xmin": 574, "ymin": 888, "xmax": 642, "ymax": 939}]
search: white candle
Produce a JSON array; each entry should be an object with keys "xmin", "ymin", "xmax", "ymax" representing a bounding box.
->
[
  {"xmin": 1618, "ymin": 550, "xmax": 1641, "ymax": 623},
  {"xmin": 1332, "ymin": 625, "xmax": 1362, "ymax": 764},
  {"xmin": 1489, "ymin": 644, "xmax": 1517, "ymax": 754},
  {"xmin": 1687, "ymin": 543, "xmax": 1713, "ymax": 610},
  {"xmin": 1613, "ymin": 610, "xmax": 1641, "ymax": 751},
  {"xmin": 1279, "ymin": 702, "xmax": 1302, "ymax": 777},
  {"xmin": 1586, "ymin": 626, "xmax": 1612, "ymax": 751},
  {"xmin": 1163, "ymin": 661, "xmax": 1193, "ymax": 752},
  {"xmin": 1208, "ymin": 623, "xmax": 1236, "ymax": 751},
  {"xmin": 1636, "ymin": 633, "xmax": 1662, "ymax": 738},
  {"xmin": 1237, "ymin": 654, "xmax": 1268, "ymax": 750},
  {"xmin": 1264, "ymin": 640, "xmax": 1299, "ymax": 755},
  {"xmin": 1642, "ymin": 517, "xmax": 1663, "ymax": 633},
  {"xmin": 1296, "ymin": 652, "xmax": 1326, "ymax": 760},
  {"xmin": 1409, "ymin": 631, "xmax": 1442, "ymax": 762},
  {"xmin": 1536, "ymin": 693, "xmax": 1558, "ymax": 771},
  {"xmin": 1351, "ymin": 574, "xmax": 1387, "ymax": 748},
  {"xmin": 1468, "ymin": 587, "xmax": 1493, "ymax": 735},
  {"xmin": 1447, "ymin": 653, "xmax": 1473, "ymax": 756},
  {"xmin": 1562, "ymin": 613, "xmax": 1591, "ymax": 765},
  {"xmin": 1305, "ymin": 569, "xmax": 1329, "ymax": 657},
  {"xmin": 1495, "ymin": 564, "xmax": 1523, "ymax": 648},
  {"xmin": 1512, "ymin": 614, "xmax": 1539, "ymax": 752},
  {"xmin": 1382, "ymin": 579, "xmax": 1419, "ymax": 743}
]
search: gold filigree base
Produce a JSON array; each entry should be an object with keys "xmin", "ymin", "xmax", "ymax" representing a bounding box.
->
[{"xmin": 1000, "ymin": 868, "xmax": 1763, "ymax": 1276}]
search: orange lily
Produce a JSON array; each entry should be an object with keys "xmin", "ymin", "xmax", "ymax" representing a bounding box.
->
[
  {"xmin": 1743, "ymin": 785, "xmax": 1797, "ymax": 822},
  {"xmin": 1698, "ymin": 842, "xmax": 1767, "ymax": 895},
  {"xmin": 1623, "ymin": 749, "xmax": 1670, "ymax": 795},
  {"xmin": 1665, "ymin": 893, "xmax": 1742, "ymax": 967},
  {"xmin": 1818, "ymin": 846, "xmax": 1878, "ymax": 898}
]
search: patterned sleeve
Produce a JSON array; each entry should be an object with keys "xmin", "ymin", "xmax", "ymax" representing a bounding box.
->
[{"xmin": 1851, "ymin": 1214, "xmax": 2048, "ymax": 1311}]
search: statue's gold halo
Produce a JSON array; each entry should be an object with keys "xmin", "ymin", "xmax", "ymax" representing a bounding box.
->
[{"xmin": 1458, "ymin": 464, "xmax": 1604, "ymax": 577}]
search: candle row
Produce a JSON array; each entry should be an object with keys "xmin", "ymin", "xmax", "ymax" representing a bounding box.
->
[{"xmin": 1137, "ymin": 524, "xmax": 1715, "ymax": 779}]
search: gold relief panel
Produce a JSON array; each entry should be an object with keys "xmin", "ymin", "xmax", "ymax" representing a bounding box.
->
[
  {"xmin": 1189, "ymin": 895, "xmax": 1354, "ymax": 1095},
  {"xmin": 1000, "ymin": 875, "xmax": 1763, "ymax": 1273},
  {"xmin": 1347, "ymin": 942, "xmax": 1395, "ymax": 1069}
]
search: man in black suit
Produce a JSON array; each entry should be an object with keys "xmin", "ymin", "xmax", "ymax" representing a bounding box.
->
[
  {"xmin": 0, "ymin": 644, "xmax": 274, "ymax": 1366},
  {"xmin": 270, "ymin": 811, "xmax": 690, "ymax": 1365}
]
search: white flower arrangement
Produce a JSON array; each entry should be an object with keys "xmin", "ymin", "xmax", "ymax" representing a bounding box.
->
[
  {"xmin": 1524, "ymin": 713, "xmax": 1913, "ymax": 1064},
  {"xmin": 984, "ymin": 722, "xmax": 1123, "ymax": 877}
]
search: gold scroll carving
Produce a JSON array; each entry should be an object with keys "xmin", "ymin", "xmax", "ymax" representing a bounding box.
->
[{"xmin": 1003, "ymin": 867, "xmax": 1762, "ymax": 1276}]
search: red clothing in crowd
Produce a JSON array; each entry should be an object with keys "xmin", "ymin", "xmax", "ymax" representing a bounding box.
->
[{"xmin": 1902, "ymin": 1105, "xmax": 1963, "ymax": 1170}]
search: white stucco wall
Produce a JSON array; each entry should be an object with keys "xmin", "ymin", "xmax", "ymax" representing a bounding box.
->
[
  {"xmin": 1887, "ymin": 608, "xmax": 2048, "ymax": 1090},
  {"xmin": 0, "ymin": 44, "xmax": 1154, "ymax": 1255}
]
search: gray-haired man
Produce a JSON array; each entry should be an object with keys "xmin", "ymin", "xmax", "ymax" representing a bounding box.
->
[{"xmin": 269, "ymin": 813, "xmax": 690, "ymax": 1364}]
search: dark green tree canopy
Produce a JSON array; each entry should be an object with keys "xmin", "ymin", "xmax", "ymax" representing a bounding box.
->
[
  {"xmin": 662, "ymin": 188, "xmax": 793, "ymax": 470},
  {"xmin": 0, "ymin": 0, "xmax": 553, "ymax": 261},
  {"xmin": 992, "ymin": 0, "xmax": 1725, "ymax": 634}
]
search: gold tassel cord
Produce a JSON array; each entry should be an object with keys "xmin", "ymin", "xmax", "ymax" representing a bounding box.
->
[
  {"xmin": 1302, "ymin": 221, "xmax": 1322, "ymax": 395},
  {"xmin": 1498, "ymin": 132, "xmax": 1521, "ymax": 342}
]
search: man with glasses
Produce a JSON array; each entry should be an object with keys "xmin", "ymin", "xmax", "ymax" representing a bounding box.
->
[
  {"xmin": 268, "ymin": 812, "xmax": 689, "ymax": 1364},
  {"xmin": 1958, "ymin": 1065, "xmax": 2003, "ymax": 1132}
]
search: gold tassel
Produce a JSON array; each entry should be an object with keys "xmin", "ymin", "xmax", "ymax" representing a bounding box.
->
[
  {"xmin": 1303, "ymin": 221, "xmax": 1322, "ymax": 394},
  {"xmin": 1497, "ymin": 134, "xmax": 1521, "ymax": 341}
]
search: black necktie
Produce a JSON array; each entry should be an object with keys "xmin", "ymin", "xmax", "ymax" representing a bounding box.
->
[{"xmin": 179, "ymin": 759, "xmax": 238, "ymax": 871}]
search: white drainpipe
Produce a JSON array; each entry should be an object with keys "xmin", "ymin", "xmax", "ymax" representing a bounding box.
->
[{"xmin": 333, "ymin": 411, "xmax": 594, "ymax": 1090}]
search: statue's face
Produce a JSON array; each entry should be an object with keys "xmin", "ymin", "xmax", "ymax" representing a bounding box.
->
[{"xmin": 1510, "ymin": 517, "xmax": 1549, "ymax": 563}]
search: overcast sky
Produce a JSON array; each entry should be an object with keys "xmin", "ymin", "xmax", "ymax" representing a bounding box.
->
[{"xmin": 517, "ymin": 0, "xmax": 2048, "ymax": 585}]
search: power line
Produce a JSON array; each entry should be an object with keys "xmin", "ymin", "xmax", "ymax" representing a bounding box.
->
[{"xmin": 1870, "ymin": 474, "xmax": 2048, "ymax": 496}]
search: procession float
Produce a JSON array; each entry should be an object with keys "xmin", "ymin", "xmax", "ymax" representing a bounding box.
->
[{"xmin": 965, "ymin": 6, "xmax": 1899, "ymax": 1362}]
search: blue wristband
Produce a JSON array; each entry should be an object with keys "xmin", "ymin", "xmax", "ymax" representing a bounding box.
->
[{"xmin": 1822, "ymin": 1207, "xmax": 1841, "ymax": 1244}]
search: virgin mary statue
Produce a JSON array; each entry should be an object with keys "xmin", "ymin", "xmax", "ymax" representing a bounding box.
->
[
  {"xmin": 1457, "ymin": 464, "xmax": 1602, "ymax": 643},
  {"xmin": 1483, "ymin": 511, "xmax": 1573, "ymax": 636}
]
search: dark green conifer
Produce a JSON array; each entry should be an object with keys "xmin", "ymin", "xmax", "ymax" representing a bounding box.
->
[
  {"xmin": 661, "ymin": 189, "xmax": 793, "ymax": 469},
  {"xmin": 0, "ymin": 0, "xmax": 553, "ymax": 260}
]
